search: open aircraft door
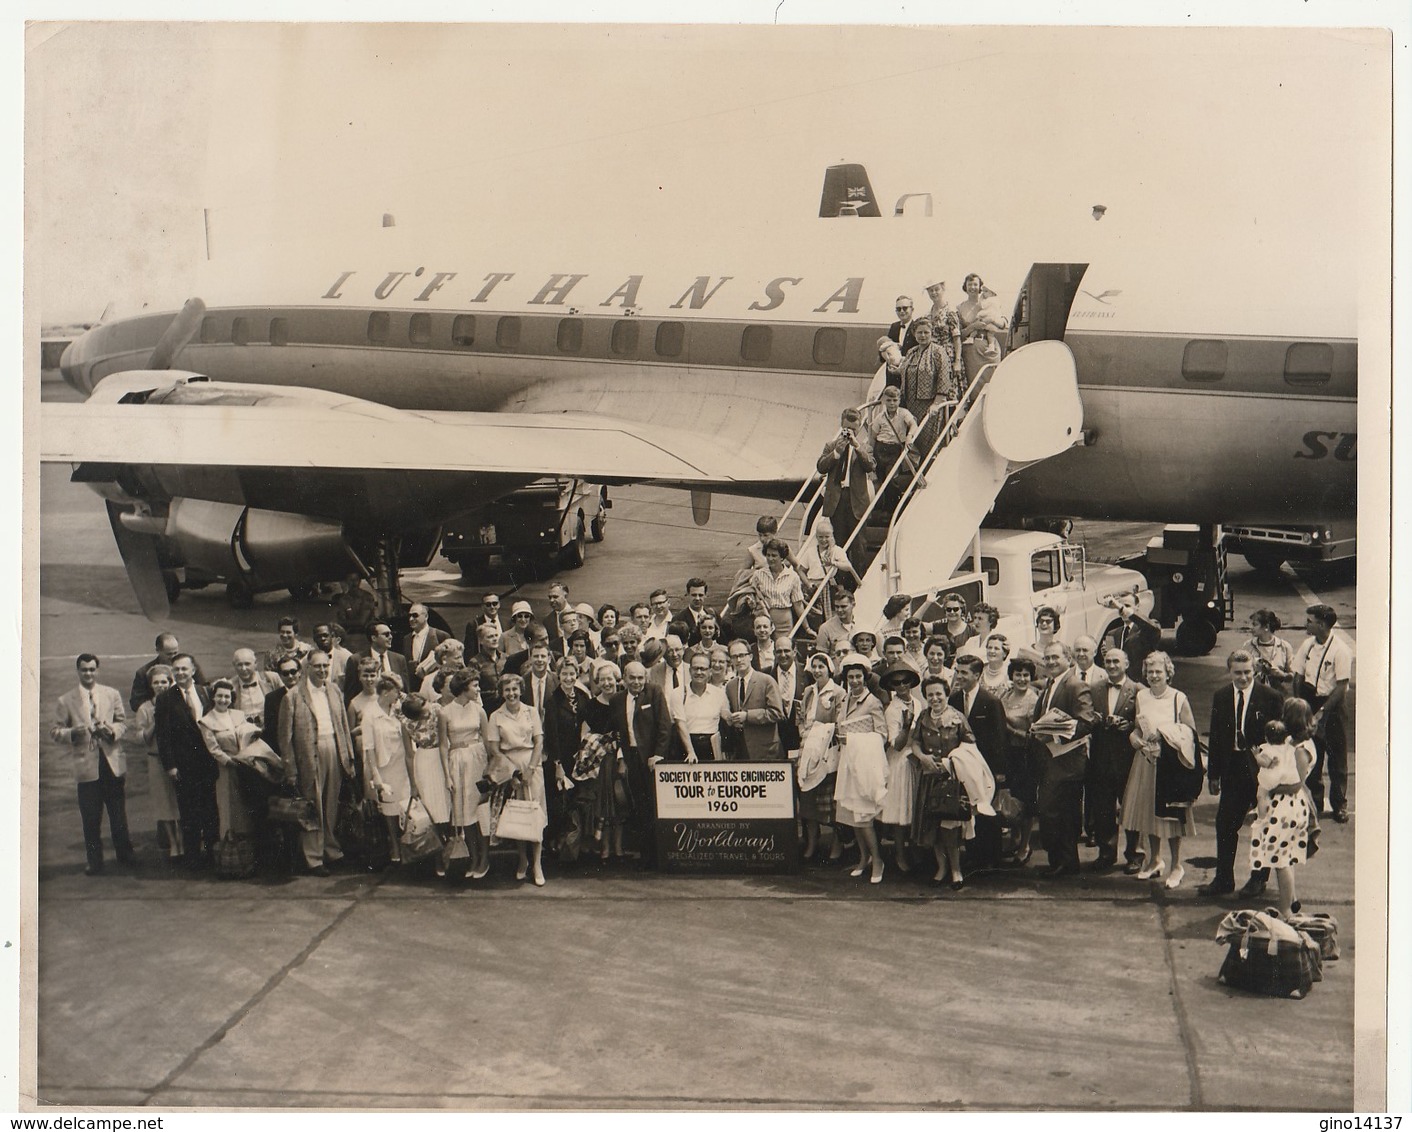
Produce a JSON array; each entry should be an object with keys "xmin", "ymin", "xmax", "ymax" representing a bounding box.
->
[{"xmin": 1008, "ymin": 263, "xmax": 1089, "ymax": 350}]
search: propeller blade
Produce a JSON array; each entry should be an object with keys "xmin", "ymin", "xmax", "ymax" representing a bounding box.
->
[
  {"xmin": 105, "ymin": 501, "xmax": 171, "ymax": 621},
  {"xmin": 146, "ymin": 297, "xmax": 206, "ymax": 371}
]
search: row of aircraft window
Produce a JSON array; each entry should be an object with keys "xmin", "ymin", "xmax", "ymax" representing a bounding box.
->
[{"xmin": 202, "ymin": 314, "xmax": 1339, "ymax": 386}]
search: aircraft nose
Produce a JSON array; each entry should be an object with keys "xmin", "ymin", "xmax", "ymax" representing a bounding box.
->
[{"xmin": 58, "ymin": 333, "xmax": 96, "ymax": 396}]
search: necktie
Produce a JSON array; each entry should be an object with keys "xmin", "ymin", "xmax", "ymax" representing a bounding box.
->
[
  {"xmin": 672, "ymin": 666, "xmax": 681, "ymax": 689},
  {"xmin": 840, "ymin": 446, "xmax": 851, "ymax": 488},
  {"xmin": 82, "ymin": 687, "xmax": 93, "ymax": 728},
  {"xmin": 187, "ymin": 687, "xmax": 202, "ymax": 720},
  {"xmin": 1235, "ymin": 688, "xmax": 1246, "ymax": 746},
  {"xmin": 737, "ymin": 677, "xmax": 746, "ymax": 710}
]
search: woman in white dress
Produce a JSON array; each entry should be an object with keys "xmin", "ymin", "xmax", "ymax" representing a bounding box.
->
[
  {"xmin": 877, "ymin": 662, "xmax": 923, "ymax": 873},
  {"xmin": 485, "ymin": 673, "xmax": 547, "ymax": 886},
  {"xmin": 1122, "ymin": 651, "xmax": 1198, "ymax": 889},
  {"xmin": 345, "ymin": 658, "xmax": 381, "ymax": 799},
  {"xmin": 438, "ymin": 669, "xmax": 490, "ymax": 880},
  {"xmin": 364, "ymin": 677, "xmax": 414, "ymax": 864},
  {"xmin": 796, "ymin": 653, "xmax": 843, "ymax": 863},
  {"xmin": 828, "ymin": 653, "xmax": 889, "ymax": 884}
]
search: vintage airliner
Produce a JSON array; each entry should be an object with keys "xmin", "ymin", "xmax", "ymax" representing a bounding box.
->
[{"xmin": 43, "ymin": 164, "xmax": 1357, "ymax": 621}]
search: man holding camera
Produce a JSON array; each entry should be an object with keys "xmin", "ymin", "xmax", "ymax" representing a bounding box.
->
[{"xmin": 816, "ymin": 407, "xmax": 876, "ymax": 572}]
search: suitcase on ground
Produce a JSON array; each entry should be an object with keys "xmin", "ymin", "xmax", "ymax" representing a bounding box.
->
[
  {"xmin": 1286, "ymin": 912, "xmax": 1340, "ymax": 961},
  {"xmin": 1216, "ymin": 910, "xmax": 1323, "ymax": 998},
  {"xmin": 214, "ymin": 832, "xmax": 257, "ymax": 880}
]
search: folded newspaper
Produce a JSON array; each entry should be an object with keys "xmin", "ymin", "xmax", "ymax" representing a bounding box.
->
[{"xmin": 1031, "ymin": 709, "xmax": 1078, "ymax": 742}]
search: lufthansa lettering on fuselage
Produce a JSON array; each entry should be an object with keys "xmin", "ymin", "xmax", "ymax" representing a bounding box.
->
[
  {"xmin": 320, "ymin": 270, "xmax": 866, "ymax": 315},
  {"xmin": 1294, "ymin": 431, "xmax": 1357, "ymax": 462}
]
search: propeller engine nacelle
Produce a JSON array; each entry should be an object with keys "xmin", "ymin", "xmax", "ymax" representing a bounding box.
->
[{"xmin": 108, "ymin": 496, "xmax": 362, "ymax": 618}]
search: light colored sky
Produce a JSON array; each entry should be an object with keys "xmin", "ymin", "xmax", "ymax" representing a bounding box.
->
[{"xmin": 24, "ymin": 20, "xmax": 1391, "ymax": 325}]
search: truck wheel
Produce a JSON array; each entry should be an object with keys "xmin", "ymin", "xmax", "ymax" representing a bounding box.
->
[
  {"xmin": 590, "ymin": 511, "xmax": 607, "ymax": 543},
  {"xmin": 226, "ymin": 577, "xmax": 255, "ymax": 610},
  {"xmin": 561, "ymin": 516, "xmax": 587, "ymax": 569},
  {"xmin": 1173, "ymin": 614, "xmax": 1218, "ymax": 657},
  {"xmin": 1242, "ymin": 551, "xmax": 1285, "ymax": 580}
]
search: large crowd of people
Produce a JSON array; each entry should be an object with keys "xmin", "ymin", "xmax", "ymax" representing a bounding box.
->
[{"xmin": 52, "ymin": 527, "xmax": 1352, "ymax": 909}]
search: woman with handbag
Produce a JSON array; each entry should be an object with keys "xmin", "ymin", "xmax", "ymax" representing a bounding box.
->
[
  {"xmin": 365, "ymin": 676, "xmax": 415, "ymax": 865},
  {"xmin": 828, "ymin": 653, "xmax": 889, "ymax": 884},
  {"xmin": 485, "ymin": 672, "xmax": 548, "ymax": 886},
  {"xmin": 437, "ymin": 669, "xmax": 491, "ymax": 880},
  {"xmin": 199, "ymin": 679, "xmax": 258, "ymax": 841},
  {"xmin": 908, "ymin": 675, "xmax": 976, "ymax": 888},
  {"xmin": 576, "ymin": 661, "xmax": 633, "ymax": 865},
  {"xmin": 796, "ymin": 653, "xmax": 843, "ymax": 864},
  {"xmin": 129, "ymin": 664, "xmax": 183, "ymax": 860},
  {"xmin": 1123, "ymin": 651, "xmax": 1199, "ymax": 889}
]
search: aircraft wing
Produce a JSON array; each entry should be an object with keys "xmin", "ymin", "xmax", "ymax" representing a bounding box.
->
[{"xmin": 40, "ymin": 398, "xmax": 798, "ymax": 487}]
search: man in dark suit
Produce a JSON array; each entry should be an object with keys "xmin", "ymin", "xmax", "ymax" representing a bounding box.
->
[
  {"xmin": 262, "ymin": 657, "xmax": 304, "ymax": 758},
  {"xmin": 342, "ymin": 622, "xmax": 411, "ymax": 702},
  {"xmin": 154, "ymin": 654, "xmax": 218, "ymax": 869},
  {"xmin": 950, "ymin": 654, "xmax": 1008, "ymax": 870},
  {"xmin": 401, "ymin": 603, "xmax": 451, "ymax": 682},
  {"xmin": 130, "ymin": 632, "xmax": 206, "ymax": 712},
  {"xmin": 676, "ymin": 578, "xmax": 719, "ymax": 646},
  {"xmin": 816, "ymin": 407, "xmax": 876, "ymax": 572},
  {"xmin": 1200, "ymin": 648, "xmax": 1286, "ymax": 899},
  {"xmin": 613, "ymin": 661, "xmax": 675, "ymax": 866},
  {"xmin": 519, "ymin": 643, "xmax": 559, "ymax": 726},
  {"xmin": 1088, "ymin": 648, "xmax": 1141, "ymax": 872},
  {"xmin": 883, "ymin": 295, "xmax": 921, "ymax": 387},
  {"xmin": 1032, "ymin": 641, "xmax": 1097, "ymax": 877},
  {"xmin": 1102, "ymin": 593, "xmax": 1162, "ymax": 682}
]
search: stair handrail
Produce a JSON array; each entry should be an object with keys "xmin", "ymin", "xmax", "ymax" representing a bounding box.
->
[{"xmin": 876, "ymin": 362, "xmax": 999, "ymax": 592}]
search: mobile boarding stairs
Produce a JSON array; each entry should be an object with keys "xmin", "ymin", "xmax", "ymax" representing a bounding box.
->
[{"xmin": 781, "ymin": 339, "xmax": 1085, "ymax": 634}]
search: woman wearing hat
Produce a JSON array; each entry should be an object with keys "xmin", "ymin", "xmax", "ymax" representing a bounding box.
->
[
  {"xmin": 849, "ymin": 628, "xmax": 880, "ymax": 667},
  {"xmin": 908, "ymin": 675, "xmax": 977, "ymax": 888},
  {"xmin": 502, "ymin": 601, "xmax": 538, "ymax": 657},
  {"xmin": 796, "ymin": 653, "xmax": 844, "ymax": 863},
  {"xmin": 878, "ymin": 661, "xmax": 924, "ymax": 872},
  {"xmin": 827, "ymin": 652, "xmax": 889, "ymax": 883}
]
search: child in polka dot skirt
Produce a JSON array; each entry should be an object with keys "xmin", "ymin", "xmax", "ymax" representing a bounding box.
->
[{"xmin": 1249, "ymin": 720, "xmax": 1315, "ymax": 917}]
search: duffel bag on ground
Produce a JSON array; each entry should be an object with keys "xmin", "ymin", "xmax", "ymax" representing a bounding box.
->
[
  {"xmin": 1215, "ymin": 910, "xmax": 1322, "ymax": 998},
  {"xmin": 1286, "ymin": 911, "xmax": 1340, "ymax": 961},
  {"xmin": 214, "ymin": 832, "xmax": 257, "ymax": 880}
]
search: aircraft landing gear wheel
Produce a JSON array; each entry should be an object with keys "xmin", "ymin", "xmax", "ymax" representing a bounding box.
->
[
  {"xmin": 590, "ymin": 512, "xmax": 606, "ymax": 543},
  {"xmin": 163, "ymin": 572, "xmax": 182, "ymax": 604},
  {"xmin": 562, "ymin": 515, "xmax": 587, "ymax": 569},
  {"xmin": 288, "ymin": 582, "xmax": 318, "ymax": 601},
  {"xmin": 226, "ymin": 577, "xmax": 255, "ymax": 610},
  {"xmin": 1242, "ymin": 551, "xmax": 1285, "ymax": 580},
  {"xmin": 1173, "ymin": 614, "xmax": 1218, "ymax": 657}
]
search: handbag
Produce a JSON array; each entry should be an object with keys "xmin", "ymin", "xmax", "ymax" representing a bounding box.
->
[
  {"xmin": 993, "ymin": 787, "xmax": 1024, "ymax": 827},
  {"xmin": 918, "ymin": 769, "xmax": 971, "ymax": 822},
  {"xmin": 267, "ymin": 792, "xmax": 319, "ymax": 832},
  {"xmin": 1154, "ymin": 693, "xmax": 1204, "ymax": 819},
  {"xmin": 399, "ymin": 798, "xmax": 444, "ymax": 863},
  {"xmin": 495, "ymin": 797, "xmax": 546, "ymax": 842},
  {"xmin": 442, "ymin": 831, "xmax": 470, "ymax": 863},
  {"xmin": 214, "ymin": 832, "xmax": 257, "ymax": 879}
]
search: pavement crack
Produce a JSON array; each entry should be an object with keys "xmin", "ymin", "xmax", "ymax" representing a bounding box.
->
[
  {"xmin": 1158, "ymin": 902, "xmax": 1205, "ymax": 1108},
  {"xmin": 136, "ymin": 878, "xmax": 382, "ymax": 1105}
]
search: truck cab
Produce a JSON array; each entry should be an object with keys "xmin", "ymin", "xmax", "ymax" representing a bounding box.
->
[{"xmin": 905, "ymin": 529, "xmax": 1153, "ymax": 653}]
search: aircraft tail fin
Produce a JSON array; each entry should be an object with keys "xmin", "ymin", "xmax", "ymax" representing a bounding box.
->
[{"xmin": 818, "ymin": 163, "xmax": 882, "ymax": 218}]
